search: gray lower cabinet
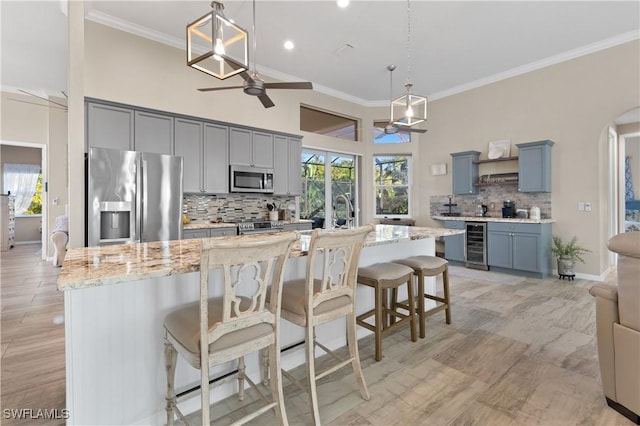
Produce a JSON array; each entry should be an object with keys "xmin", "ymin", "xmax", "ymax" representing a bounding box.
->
[
  {"xmin": 86, "ymin": 102, "xmax": 134, "ymax": 151},
  {"xmin": 183, "ymin": 227, "xmax": 237, "ymax": 239},
  {"xmin": 182, "ymin": 229, "xmax": 211, "ymax": 239},
  {"xmin": 443, "ymin": 220, "xmax": 465, "ymax": 262},
  {"xmin": 451, "ymin": 151, "xmax": 480, "ymax": 195},
  {"xmin": 517, "ymin": 140, "xmax": 554, "ymax": 193},
  {"xmin": 229, "ymin": 127, "xmax": 274, "ymax": 168},
  {"xmin": 283, "ymin": 222, "xmax": 312, "ymax": 232},
  {"xmin": 487, "ymin": 222, "xmax": 552, "ymax": 277},
  {"xmin": 175, "ymin": 119, "xmax": 228, "ymax": 194},
  {"xmin": 273, "ymin": 136, "xmax": 302, "ymax": 195},
  {"xmin": 134, "ymin": 111, "xmax": 174, "ymax": 155}
]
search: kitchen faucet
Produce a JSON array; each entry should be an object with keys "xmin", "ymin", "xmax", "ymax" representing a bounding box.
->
[{"xmin": 333, "ymin": 194, "xmax": 355, "ymax": 229}]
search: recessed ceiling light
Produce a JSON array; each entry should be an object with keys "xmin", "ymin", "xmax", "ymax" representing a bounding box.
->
[
  {"xmin": 337, "ymin": 0, "xmax": 349, "ymax": 8},
  {"xmin": 284, "ymin": 40, "xmax": 295, "ymax": 50}
]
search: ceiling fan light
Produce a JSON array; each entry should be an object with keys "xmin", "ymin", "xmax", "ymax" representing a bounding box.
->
[{"xmin": 187, "ymin": 1, "xmax": 248, "ymax": 80}]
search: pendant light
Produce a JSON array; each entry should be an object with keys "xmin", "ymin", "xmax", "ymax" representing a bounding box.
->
[
  {"xmin": 392, "ymin": 0, "xmax": 427, "ymax": 127},
  {"xmin": 186, "ymin": 1, "xmax": 249, "ymax": 80}
]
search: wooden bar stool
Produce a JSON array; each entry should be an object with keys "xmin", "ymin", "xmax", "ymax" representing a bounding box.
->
[
  {"xmin": 392, "ymin": 256, "xmax": 451, "ymax": 338},
  {"xmin": 356, "ymin": 263, "xmax": 417, "ymax": 362}
]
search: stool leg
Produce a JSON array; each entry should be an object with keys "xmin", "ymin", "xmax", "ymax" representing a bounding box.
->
[
  {"xmin": 237, "ymin": 356, "xmax": 246, "ymax": 401},
  {"xmin": 347, "ymin": 311, "xmax": 370, "ymax": 400},
  {"xmin": 164, "ymin": 336, "xmax": 177, "ymax": 426},
  {"xmin": 374, "ymin": 284, "xmax": 383, "ymax": 362},
  {"xmin": 443, "ymin": 267, "xmax": 451, "ymax": 324},
  {"xmin": 306, "ymin": 324, "xmax": 322, "ymax": 426},
  {"xmin": 406, "ymin": 276, "xmax": 417, "ymax": 342},
  {"xmin": 416, "ymin": 272, "xmax": 425, "ymax": 338},
  {"xmin": 384, "ymin": 288, "xmax": 391, "ymax": 328}
]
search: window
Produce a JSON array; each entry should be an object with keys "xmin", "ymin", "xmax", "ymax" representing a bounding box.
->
[
  {"xmin": 374, "ymin": 155, "xmax": 410, "ymax": 216},
  {"xmin": 3, "ymin": 163, "xmax": 42, "ymax": 216},
  {"xmin": 373, "ymin": 120, "xmax": 411, "ymax": 144},
  {"xmin": 301, "ymin": 150, "xmax": 358, "ymax": 229},
  {"xmin": 300, "ymin": 105, "xmax": 358, "ymax": 141}
]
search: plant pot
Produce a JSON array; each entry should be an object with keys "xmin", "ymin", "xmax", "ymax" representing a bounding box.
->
[{"xmin": 557, "ymin": 256, "xmax": 575, "ymax": 276}]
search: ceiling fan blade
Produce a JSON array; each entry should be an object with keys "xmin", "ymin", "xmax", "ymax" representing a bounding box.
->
[
  {"xmin": 263, "ymin": 82, "xmax": 313, "ymax": 90},
  {"xmin": 258, "ymin": 93, "xmax": 275, "ymax": 108},
  {"xmin": 198, "ymin": 86, "xmax": 245, "ymax": 92},
  {"xmin": 405, "ymin": 128, "xmax": 427, "ymax": 133},
  {"xmin": 375, "ymin": 133, "xmax": 387, "ymax": 140},
  {"xmin": 225, "ymin": 57, "xmax": 254, "ymax": 83}
]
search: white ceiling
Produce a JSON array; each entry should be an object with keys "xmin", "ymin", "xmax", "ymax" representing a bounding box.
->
[{"xmin": 1, "ymin": 1, "xmax": 639, "ymax": 106}]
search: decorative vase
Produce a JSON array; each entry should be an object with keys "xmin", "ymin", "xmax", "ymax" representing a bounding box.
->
[{"xmin": 557, "ymin": 256, "xmax": 575, "ymax": 277}]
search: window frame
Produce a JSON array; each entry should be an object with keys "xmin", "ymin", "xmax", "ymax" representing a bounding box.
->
[
  {"xmin": 300, "ymin": 104, "xmax": 359, "ymax": 142},
  {"xmin": 2, "ymin": 163, "xmax": 43, "ymax": 217},
  {"xmin": 372, "ymin": 154, "xmax": 411, "ymax": 219}
]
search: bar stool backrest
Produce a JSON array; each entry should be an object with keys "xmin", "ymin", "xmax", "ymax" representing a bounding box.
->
[{"xmin": 305, "ymin": 225, "xmax": 374, "ymax": 319}]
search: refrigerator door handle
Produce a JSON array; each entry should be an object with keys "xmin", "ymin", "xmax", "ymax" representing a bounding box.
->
[{"xmin": 140, "ymin": 159, "xmax": 147, "ymax": 238}]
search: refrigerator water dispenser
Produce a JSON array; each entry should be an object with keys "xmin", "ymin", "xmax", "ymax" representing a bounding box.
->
[{"xmin": 99, "ymin": 202, "xmax": 132, "ymax": 242}]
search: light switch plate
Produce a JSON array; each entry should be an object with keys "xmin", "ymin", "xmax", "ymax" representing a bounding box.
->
[{"xmin": 430, "ymin": 163, "xmax": 447, "ymax": 176}]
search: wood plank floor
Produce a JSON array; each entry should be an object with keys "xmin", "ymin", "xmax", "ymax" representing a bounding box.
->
[
  {"xmin": 1, "ymin": 244, "xmax": 65, "ymax": 425},
  {"xmin": 1, "ymin": 245, "xmax": 634, "ymax": 425}
]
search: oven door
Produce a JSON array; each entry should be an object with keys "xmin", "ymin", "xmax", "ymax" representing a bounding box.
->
[{"xmin": 238, "ymin": 228, "xmax": 283, "ymax": 236}]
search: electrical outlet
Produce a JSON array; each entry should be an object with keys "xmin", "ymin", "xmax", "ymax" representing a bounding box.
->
[
  {"xmin": 584, "ymin": 202, "xmax": 592, "ymax": 212},
  {"xmin": 578, "ymin": 202, "xmax": 585, "ymax": 211}
]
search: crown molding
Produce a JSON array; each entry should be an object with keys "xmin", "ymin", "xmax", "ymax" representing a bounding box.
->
[{"xmin": 429, "ymin": 30, "xmax": 640, "ymax": 102}]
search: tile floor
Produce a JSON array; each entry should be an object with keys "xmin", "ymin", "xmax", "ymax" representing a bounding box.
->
[{"xmin": 0, "ymin": 244, "xmax": 634, "ymax": 425}]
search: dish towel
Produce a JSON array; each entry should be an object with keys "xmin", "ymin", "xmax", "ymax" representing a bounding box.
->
[{"xmin": 625, "ymin": 156, "xmax": 634, "ymax": 201}]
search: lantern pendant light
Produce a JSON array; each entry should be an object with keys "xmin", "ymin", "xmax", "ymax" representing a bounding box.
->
[
  {"xmin": 392, "ymin": 0, "xmax": 427, "ymax": 127},
  {"xmin": 186, "ymin": 1, "xmax": 249, "ymax": 80}
]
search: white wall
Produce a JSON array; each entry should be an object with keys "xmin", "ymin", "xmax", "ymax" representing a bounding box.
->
[{"xmin": 68, "ymin": 19, "xmax": 640, "ymax": 276}]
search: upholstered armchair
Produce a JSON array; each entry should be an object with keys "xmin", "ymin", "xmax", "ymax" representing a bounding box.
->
[{"xmin": 589, "ymin": 231, "xmax": 640, "ymax": 424}]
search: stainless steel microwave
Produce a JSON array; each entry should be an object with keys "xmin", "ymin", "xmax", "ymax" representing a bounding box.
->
[{"xmin": 230, "ymin": 165, "xmax": 274, "ymax": 193}]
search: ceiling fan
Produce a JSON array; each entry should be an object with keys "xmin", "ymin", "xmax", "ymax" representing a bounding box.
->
[
  {"xmin": 375, "ymin": 64, "xmax": 426, "ymax": 138},
  {"xmin": 198, "ymin": 0, "xmax": 313, "ymax": 108}
]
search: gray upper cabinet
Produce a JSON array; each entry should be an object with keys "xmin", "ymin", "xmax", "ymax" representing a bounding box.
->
[
  {"xmin": 134, "ymin": 111, "xmax": 174, "ymax": 155},
  {"xmin": 86, "ymin": 102, "xmax": 134, "ymax": 151},
  {"xmin": 174, "ymin": 119, "xmax": 229, "ymax": 194},
  {"xmin": 451, "ymin": 151, "xmax": 480, "ymax": 195},
  {"xmin": 229, "ymin": 127, "xmax": 274, "ymax": 168},
  {"xmin": 203, "ymin": 124, "xmax": 229, "ymax": 193},
  {"xmin": 174, "ymin": 118, "xmax": 203, "ymax": 193},
  {"xmin": 273, "ymin": 135, "xmax": 302, "ymax": 195},
  {"xmin": 517, "ymin": 140, "xmax": 554, "ymax": 192}
]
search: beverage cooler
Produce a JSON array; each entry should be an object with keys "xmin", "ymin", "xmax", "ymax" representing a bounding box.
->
[{"xmin": 465, "ymin": 222, "xmax": 488, "ymax": 270}]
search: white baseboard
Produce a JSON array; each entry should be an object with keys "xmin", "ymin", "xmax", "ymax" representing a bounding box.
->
[{"xmin": 14, "ymin": 241, "xmax": 41, "ymax": 245}]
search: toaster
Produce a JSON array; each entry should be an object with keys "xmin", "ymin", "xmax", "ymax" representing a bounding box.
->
[{"xmin": 516, "ymin": 209, "xmax": 528, "ymax": 219}]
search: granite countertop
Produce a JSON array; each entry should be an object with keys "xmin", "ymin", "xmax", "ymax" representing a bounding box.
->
[
  {"xmin": 57, "ymin": 224, "xmax": 464, "ymax": 291},
  {"xmin": 432, "ymin": 215, "xmax": 555, "ymax": 224}
]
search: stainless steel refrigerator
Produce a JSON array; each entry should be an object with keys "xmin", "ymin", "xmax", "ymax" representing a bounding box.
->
[{"xmin": 87, "ymin": 147, "xmax": 183, "ymax": 246}]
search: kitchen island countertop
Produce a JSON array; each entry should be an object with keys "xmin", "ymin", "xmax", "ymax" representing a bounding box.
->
[
  {"xmin": 432, "ymin": 215, "xmax": 555, "ymax": 224},
  {"xmin": 57, "ymin": 224, "xmax": 463, "ymax": 291}
]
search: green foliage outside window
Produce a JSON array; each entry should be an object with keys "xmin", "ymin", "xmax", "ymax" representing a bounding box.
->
[
  {"xmin": 24, "ymin": 174, "xmax": 43, "ymax": 215},
  {"xmin": 374, "ymin": 156, "xmax": 409, "ymax": 215}
]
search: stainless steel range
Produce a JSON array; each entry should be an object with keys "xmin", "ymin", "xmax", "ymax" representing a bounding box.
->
[{"xmin": 237, "ymin": 220, "xmax": 285, "ymax": 235}]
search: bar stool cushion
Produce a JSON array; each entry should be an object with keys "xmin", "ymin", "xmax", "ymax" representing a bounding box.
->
[
  {"xmin": 393, "ymin": 255, "xmax": 448, "ymax": 272},
  {"xmin": 358, "ymin": 263, "xmax": 414, "ymax": 282},
  {"xmin": 279, "ymin": 278, "xmax": 351, "ymax": 321},
  {"xmin": 164, "ymin": 297, "xmax": 274, "ymax": 354}
]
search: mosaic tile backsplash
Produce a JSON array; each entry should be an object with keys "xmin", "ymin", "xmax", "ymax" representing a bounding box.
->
[
  {"xmin": 183, "ymin": 194, "xmax": 297, "ymax": 223},
  {"xmin": 430, "ymin": 186, "xmax": 552, "ymax": 218}
]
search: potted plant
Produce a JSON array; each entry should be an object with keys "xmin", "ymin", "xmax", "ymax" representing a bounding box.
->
[{"xmin": 550, "ymin": 235, "xmax": 590, "ymax": 277}]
